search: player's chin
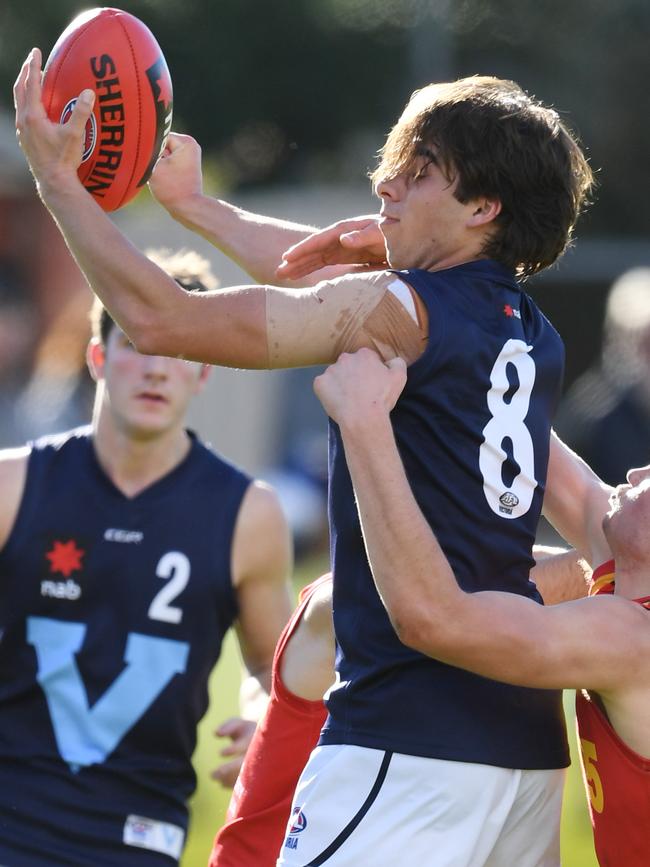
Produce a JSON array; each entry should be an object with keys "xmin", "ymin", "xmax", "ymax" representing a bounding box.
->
[{"xmin": 127, "ymin": 409, "xmax": 175, "ymax": 437}]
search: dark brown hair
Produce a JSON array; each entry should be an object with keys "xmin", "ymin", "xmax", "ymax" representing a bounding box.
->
[
  {"xmin": 90, "ymin": 248, "xmax": 218, "ymax": 345},
  {"xmin": 371, "ymin": 76, "xmax": 594, "ymax": 279}
]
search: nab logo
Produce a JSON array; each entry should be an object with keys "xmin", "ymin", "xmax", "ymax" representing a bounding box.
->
[
  {"xmin": 60, "ymin": 98, "xmax": 97, "ymax": 162},
  {"xmin": 499, "ymin": 491, "xmax": 519, "ymax": 515},
  {"xmin": 284, "ymin": 807, "xmax": 307, "ymax": 850}
]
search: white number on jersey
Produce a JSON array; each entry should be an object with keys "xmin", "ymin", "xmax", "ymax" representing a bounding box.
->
[
  {"xmin": 148, "ymin": 552, "xmax": 190, "ymax": 624},
  {"xmin": 479, "ymin": 339, "xmax": 537, "ymax": 520}
]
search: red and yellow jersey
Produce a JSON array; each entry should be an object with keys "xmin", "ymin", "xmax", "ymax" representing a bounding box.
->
[
  {"xmin": 576, "ymin": 560, "xmax": 650, "ymax": 867},
  {"xmin": 209, "ymin": 576, "xmax": 330, "ymax": 867}
]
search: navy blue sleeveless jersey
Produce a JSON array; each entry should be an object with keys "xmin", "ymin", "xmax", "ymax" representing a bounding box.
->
[
  {"xmin": 0, "ymin": 427, "xmax": 251, "ymax": 866},
  {"xmin": 321, "ymin": 260, "xmax": 570, "ymax": 769}
]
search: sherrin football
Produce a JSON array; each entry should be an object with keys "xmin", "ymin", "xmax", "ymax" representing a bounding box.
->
[{"xmin": 42, "ymin": 7, "xmax": 173, "ymax": 212}]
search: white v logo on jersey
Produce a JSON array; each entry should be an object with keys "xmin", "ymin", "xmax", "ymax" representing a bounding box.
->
[{"xmin": 27, "ymin": 616, "xmax": 189, "ymax": 771}]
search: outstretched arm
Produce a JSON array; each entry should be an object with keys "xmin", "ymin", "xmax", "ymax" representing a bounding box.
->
[
  {"xmin": 313, "ymin": 349, "xmax": 645, "ymax": 694},
  {"xmin": 543, "ymin": 431, "xmax": 612, "ymax": 567},
  {"xmin": 14, "ymin": 52, "xmax": 422, "ymax": 370},
  {"xmin": 149, "ymin": 134, "xmax": 337, "ymax": 288}
]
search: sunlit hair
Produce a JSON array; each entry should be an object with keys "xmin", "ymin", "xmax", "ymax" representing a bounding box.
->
[
  {"xmin": 90, "ymin": 247, "xmax": 219, "ymax": 345},
  {"xmin": 371, "ymin": 76, "xmax": 595, "ymax": 279}
]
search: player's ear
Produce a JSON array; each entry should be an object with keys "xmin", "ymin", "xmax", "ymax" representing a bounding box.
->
[
  {"xmin": 468, "ymin": 197, "xmax": 502, "ymax": 227},
  {"xmin": 86, "ymin": 338, "xmax": 106, "ymax": 382},
  {"xmin": 195, "ymin": 364, "xmax": 211, "ymax": 394}
]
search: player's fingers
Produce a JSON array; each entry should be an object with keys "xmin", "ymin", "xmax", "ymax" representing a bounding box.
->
[
  {"xmin": 214, "ymin": 716, "xmax": 241, "ymax": 737},
  {"xmin": 24, "ymin": 49, "xmax": 43, "ymax": 100},
  {"xmin": 165, "ymin": 131, "xmax": 196, "ymax": 153},
  {"xmin": 67, "ymin": 89, "xmax": 95, "ymax": 139},
  {"xmin": 281, "ymin": 227, "xmax": 339, "ymax": 263},
  {"xmin": 211, "ymin": 759, "xmax": 242, "ymax": 787},
  {"xmin": 13, "ymin": 53, "xmax": 32, "ymax": 109},
  {"xmin": 225, "ymin": 728, "xmax": 254, "ymax": 751},
  {"xmin": 276, "ymin": 254, "xmax": 324, "ymax": 280}
]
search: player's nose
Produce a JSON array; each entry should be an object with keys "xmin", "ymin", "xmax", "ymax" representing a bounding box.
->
[
  {"xmin": 141, "ymin": 354, "xmax": 170, "ymax": 378},
  {"xmin": 376, "ymin": 174, "xmax": 404, "ymax": 201},
  {"xmin": 626, "ymin": 464, "xmax": 650, "ymax": 486}
]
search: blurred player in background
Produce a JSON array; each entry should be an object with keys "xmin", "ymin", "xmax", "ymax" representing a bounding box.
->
[
  {"xmin": 313, "ymin": 346, "xmax": 650, "ymax": 867},
  {"xmin": 555, "ymin": 266, "xmax": 650, "ymax": 484},
  {"xmin": 15, "ymin": 55, "xmax": 602, "ymax": 865},
  {"xmin": 0, "ymin": 249, "xmax": 293, "ymax": 866}
]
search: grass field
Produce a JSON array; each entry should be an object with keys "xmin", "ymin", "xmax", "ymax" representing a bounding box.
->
[{"xmin": 180, "ymin": 568, "xmax": 599, "ymax": 867}]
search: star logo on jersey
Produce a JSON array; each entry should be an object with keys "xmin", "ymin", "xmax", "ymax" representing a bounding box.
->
[
  {"xmin": 46, "ymin": 540, "xmax": 85, "ymax": 577},
  {"xmin": 503, "ymin": 304, "xmax": 521, "ymax": 319}
]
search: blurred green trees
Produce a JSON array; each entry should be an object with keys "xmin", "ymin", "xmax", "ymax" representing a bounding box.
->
[{"xmin": 2, "ymin": 0, "xmax": 649, "ymax": 234}]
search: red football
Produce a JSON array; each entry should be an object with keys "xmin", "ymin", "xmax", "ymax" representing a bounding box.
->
[{"xmin": 42, "ymin": 7, "xmax": 173, "ymax": 212}]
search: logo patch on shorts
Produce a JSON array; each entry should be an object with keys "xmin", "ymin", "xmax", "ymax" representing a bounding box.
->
[
  {"xmin": 123, "ymin": 814, "xmax": 184, "ymax": 859},
  {"xmin": 285, "ymin": 806, "xmax": 307, "ymax": 849}
]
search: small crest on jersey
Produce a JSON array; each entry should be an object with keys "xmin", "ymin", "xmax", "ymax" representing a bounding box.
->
[
  {"xmin": 503, "ymin": 304, "xmax": 521, "ymax": 319},
  {"xmin": 288, "ymin": 806, "xmax": 308, "ymax": 835},
  {"xmin": 60, "ymin": 98, "xmax": 97, "ymax": 163},
  {"xmin": 499, "ymin": 491, "xmax": 519, "ymax": 515}
]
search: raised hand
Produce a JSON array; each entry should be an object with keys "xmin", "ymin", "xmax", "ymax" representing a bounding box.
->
[
  {"xmin": 14, "ymin": 48, "xmax": 94, "ymax": 195},
  {"xmin": 148, "ymin": 132, "xmax": 204, "ymax": 214},
  {"xmin": 277, "ymin": 216, "xmax": 387, "ymax": 280},
  {"xmin": 314, "ymin": 348, "xmax": 407, "ymax": 428}
]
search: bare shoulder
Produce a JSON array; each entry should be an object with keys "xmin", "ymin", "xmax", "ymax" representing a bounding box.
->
[
  {"xmin": 236, "ymin": 479, "xmax": 288, "ymax": 535},
  {"xmin": 231, "ymin": 479, "xmax": 292, "ymax": 590},
  {"xmin": 0, "ymin": 446, "xmax": 30, "ymax": 551}
]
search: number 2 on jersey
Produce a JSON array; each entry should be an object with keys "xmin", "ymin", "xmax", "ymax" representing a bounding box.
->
[
  {"xmin": 148, "ymin": 551, "xmax": 190, "ymax": 624},
  {"xmin": 479, "ymin": 339, "xmax": 537, "ymax": 520}
]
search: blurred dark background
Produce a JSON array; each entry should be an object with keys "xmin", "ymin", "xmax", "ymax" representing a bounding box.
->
[
  {"xmin": 1, "ymin": 0, "xmax": 649, "ymax": 222},
  {"xmin": 1, "ymin": 0, "xmax": 650, "ymax": 539}
]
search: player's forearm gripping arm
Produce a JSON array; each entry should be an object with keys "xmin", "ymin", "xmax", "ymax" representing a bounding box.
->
[{"xmin": 338, "ymin": 408, "xmax": 468, "ymax": 650}]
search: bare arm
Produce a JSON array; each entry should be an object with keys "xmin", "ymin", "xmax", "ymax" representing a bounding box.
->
[
  {"xmin": 313, "ymin": 349, "xmax": 647, "ymax": 694},
  {"xmin": 0, "ymin": 449, "xmax": 30, "ymax": 552},
  {"xmin": 212, "ymin": 480, "xmax": 293, "ymax": 787},
  {"xmin": 149, "ymin": 133, "xmax": 326, "ymax": 287},
  {"xmin": 14, "ymin": 53, "xmax": 422, "ymax": 370},
  {"xmin": 531, "ymin": 545, "xmax": 592, "ymax": 604},
  {"xmin": 231, "ymin": 481, "xmax": 293, "ymax": 706},
  {"xmin": 543, "ymin": 430, "xmax": 613, "ymax": 566}
]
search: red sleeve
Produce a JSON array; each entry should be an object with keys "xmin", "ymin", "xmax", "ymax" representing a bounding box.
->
[{"xmin": 209, "ymin": 576, "xmax": 330, "ymax": 867}]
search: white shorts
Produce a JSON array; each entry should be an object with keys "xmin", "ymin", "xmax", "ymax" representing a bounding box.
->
[{"xmin": 276, "ymin": 745, "xmax": 564, "ymax": 867}]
